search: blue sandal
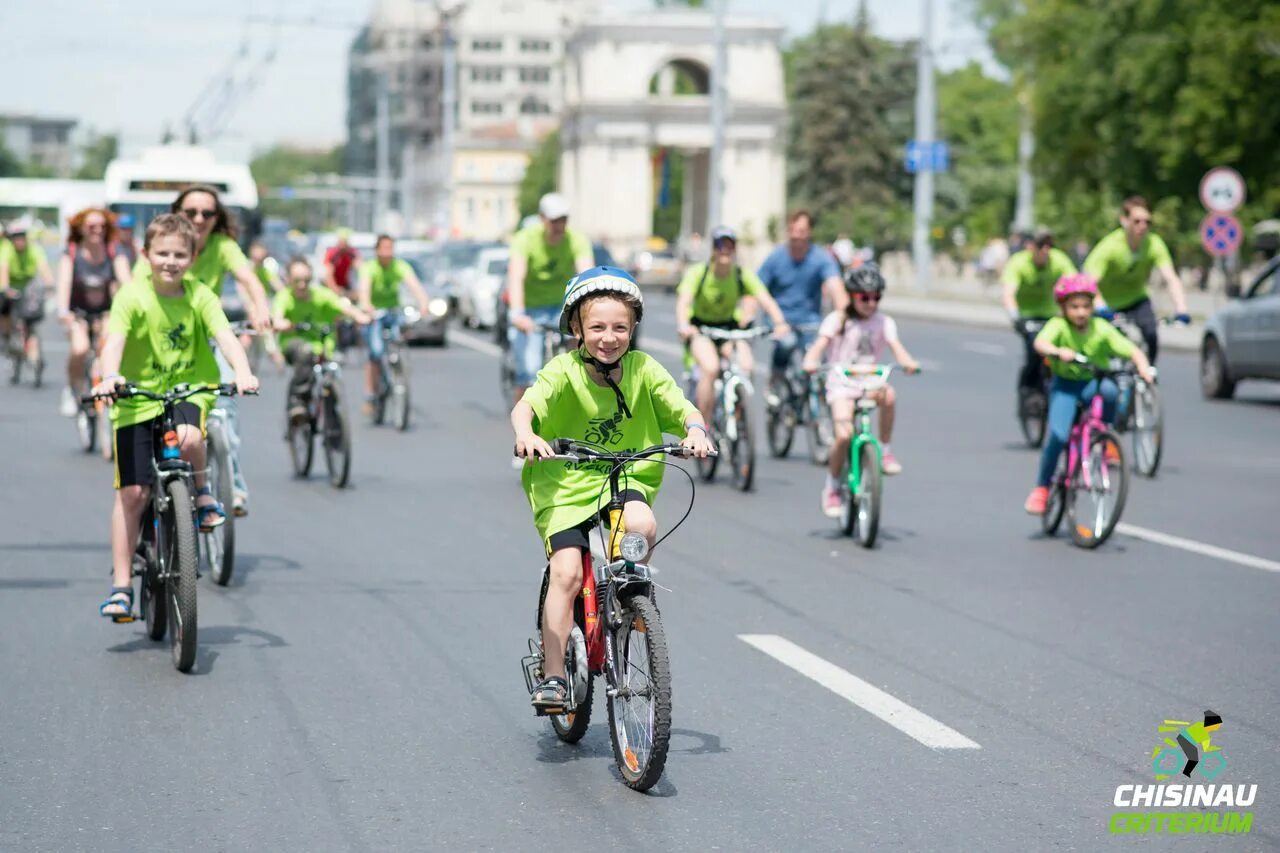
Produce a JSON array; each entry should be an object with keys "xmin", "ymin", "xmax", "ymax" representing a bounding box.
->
[
  {"xmin": 195, "ymin": 486, "xmax": 226, "ymax": 533},
  {"xmin": 99, "ymin": 586, "xmax": 134, "ymax": 622}
]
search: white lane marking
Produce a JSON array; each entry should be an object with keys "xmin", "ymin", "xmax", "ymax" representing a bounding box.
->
[
  {"xmin": 960, "ymin": 341, "xmax": 1006, "ymax": 357},
  {"xmin": 1116, "ymin": 524, "xmax": 1280, "ymax": 574},
  {"xmin": 637, "ymin": 338, "xmax": 683, "ymax": 357},
  {"xmin": 451, "ymin": 330, "xmax": 503, "ymax": 357},
  {"xmin": 738, "ymin": 634, "xmax": 982, "ymax": 750}
]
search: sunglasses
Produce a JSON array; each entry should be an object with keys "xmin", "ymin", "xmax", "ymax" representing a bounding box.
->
[
  {"xmin": 1129, "ymin": 217, "xmax": 1152, "ymax": 226},
  {"xmin": 854, "ymin": 293, "xmax": 882, "ymax": 303},
  {"xmin": 713, "ymin": 239, "xmax": 736, "ymax": 251},
  {"xmin": 85, "ymin": 223, "xmax": 106, "ymax": 230},
  {"xmin": 182, "ymin": 207, "xmax": 217, "ymax": 220}
]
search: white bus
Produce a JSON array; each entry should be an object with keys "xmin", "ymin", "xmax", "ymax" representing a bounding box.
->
[{"xmin": 103, "ymin": 145, "xmax": 259, "ymax": 239}]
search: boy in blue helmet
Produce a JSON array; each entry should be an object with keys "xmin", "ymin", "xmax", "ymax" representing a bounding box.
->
[{"xmin": 511, "ymin": 266, "xmax": 713, "ymax": 709}]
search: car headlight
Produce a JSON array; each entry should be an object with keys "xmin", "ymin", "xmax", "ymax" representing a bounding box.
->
[
  {"xmin": 428, "ymin": 298, "xmax": 448, "ymax": 317},
  {"xmin": 619, "ymin": 532, "xmax": 649, "ymax": 563}
]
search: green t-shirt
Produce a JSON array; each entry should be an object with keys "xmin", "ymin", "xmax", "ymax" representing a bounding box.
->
[
  {"xmin": 132, "ymin": 233, "xmax": 249, "ymax": 298},
  {"xmin": 1001, "ymin": 248, "xmax": 1077, "ymax": 318},
  {"xmin": 273, "ymin": 286, "xmax": 345, "ymax": 355},
  {"xmin": 0, "ymin": 241, "xmax": 47, "ymax": 287},
  {"xmin": 1082, "ymin": 228, "xmax": 1173, "ymax": 310},
  {"xmin": 510, "ymin": 224, "xmax": 592, "ymax": 309},
  {"xmin": 360, "ymin": 258, "xmax": 413, "ymax": 309},
  {"xmin": 1036, "ymin": 316, "xmax": 1135, "ymax": 382},
  {"xmin": 677, "ymin": 262, "xmax": 767, "ymax": 325},
  {"xmin": 255, "ymin": 265, "xmax": 275, "ymax": 291},
  {"xmin": 107, "ymin": 275, "xmax": 230, "ymax": 428},
  {"xmin": 521, "ymin": 350, "xmax": 698, "ymax": 547}
]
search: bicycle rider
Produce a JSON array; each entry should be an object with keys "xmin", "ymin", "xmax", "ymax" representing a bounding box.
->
[
  {"xmin": 355, "ymin": 234, "xmax": 430, "ymax": 415},
  {"xmin": 505, "ymin": 192, "xmax": 594, "ymax": 409},
  {"xmin": 1001, "ymin": 228, "xmax": 1077, "ymax": 404},
  {"xmin": 54, "ymin": 208, "xmax": 133, "ymax": 416},
  {"xmin": 1082, "ymin": 196, "xmax": 1191, "ymax": 363},
  {"xmin": 676, "ymin": 225, "xmax": 790, "ymax": 430},
  {"xmin": 0, "ymin": 217, "xmax": 54, "ymax": 366},
  {"xmin": 757, "ymin": 209, "xmax": 847, "ymax": 381}
]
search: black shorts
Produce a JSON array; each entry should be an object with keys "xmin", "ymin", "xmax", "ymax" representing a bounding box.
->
[
  {"xmin": 546, "ymin": 490, "xmax": 648, "ymax": 555},
  {"xmin": 114, "ymin": 402, "xmax": 203, "ymax": 489}
]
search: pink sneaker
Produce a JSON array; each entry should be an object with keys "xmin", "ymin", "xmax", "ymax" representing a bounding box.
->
[
  {"xmin": 821, "ymin": 485, "xmax": 843, "ymax": 518},
  {"xmin": 881, "ymin": 452, "xmax": 903, "ymax": 475}
]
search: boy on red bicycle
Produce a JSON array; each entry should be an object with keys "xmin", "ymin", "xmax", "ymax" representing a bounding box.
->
[
  {"xmin": 511, "ymin": 266, "xmax": 712, "ymax": 710},
  {"xmin": 1024, "ymin": 274, "xmax": 1154, "ymax": 515}
]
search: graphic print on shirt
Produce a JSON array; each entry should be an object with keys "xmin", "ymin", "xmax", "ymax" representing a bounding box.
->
[{"xmin": 165, "ymin": 322, "xmax": 191, "ymax": 352}]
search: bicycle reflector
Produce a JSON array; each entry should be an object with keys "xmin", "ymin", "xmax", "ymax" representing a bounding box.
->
[
  {"xmin": 619, "ymin": 532, "xmax": 649, "ymax": 563},
  {"xmin": 162, "ymin": 429, "xmax": 181, "ymax": 459}
]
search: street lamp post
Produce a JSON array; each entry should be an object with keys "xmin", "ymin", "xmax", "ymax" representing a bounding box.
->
[
  {"xmin": 707, "ymin": 0, "xmax": 727, "ymax": 234},
  {"xmin": 911, "ymin": 0, "xmax": 936, "ymax": 292},
  {"xmin": 436, "ymin": 1, "xmax": 464, "ymax": 242}
]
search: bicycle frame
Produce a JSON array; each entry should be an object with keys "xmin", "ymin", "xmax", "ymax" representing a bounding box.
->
[{"xmin": 838, "ymin": 365, "xmax": 892, "ymax": 495}]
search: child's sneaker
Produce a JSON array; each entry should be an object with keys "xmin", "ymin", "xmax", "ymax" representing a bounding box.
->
[
  {"xmin": 1024, "ymin": 486, "xmax": 1049, "ymax": 515},
  {"xmin": 821, "ymin": 484, "xmax": 843, "ymax": 518},
  {"xmin": 881, "ymin": 452, "xmax": 903, "ymax": 475}
]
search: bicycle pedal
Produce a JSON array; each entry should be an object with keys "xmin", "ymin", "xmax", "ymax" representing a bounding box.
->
[
  {"xmin": 112, "ymin": 614, "xmax": 137, "ymax": 624},
  {"xmin": 533, "ymin": 705, "xmax": 568, "ymax": 718}
]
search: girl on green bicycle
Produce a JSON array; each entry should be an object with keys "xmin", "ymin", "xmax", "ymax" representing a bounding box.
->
[
  {"xmin": 803, "ymin": 264, "xmax": 919, "ymax": 518},
  {"xmin": 511, "ymin": 266, "xmax": 712, "ymax": 710}
]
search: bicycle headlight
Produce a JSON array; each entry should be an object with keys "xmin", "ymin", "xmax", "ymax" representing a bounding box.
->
[
  {"xmin": 619, "ymin": 532, "xmax": 650, "ymax": 563},
  {"xmin": 428, "ymin": 298, "xmax": 448, "ymax": 317}
]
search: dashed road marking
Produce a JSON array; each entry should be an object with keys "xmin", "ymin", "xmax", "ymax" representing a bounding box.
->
[
  {"xmin": 738, "ymin": 634, "xmax": 982, "ymax": 750},
  {"xmin": 1116, "ymin": 523, "xmax": 1280, "ymax": 574},
  {"xmin": 960, "ymin": 341, "xmax": 1006, "ymax": 357}
]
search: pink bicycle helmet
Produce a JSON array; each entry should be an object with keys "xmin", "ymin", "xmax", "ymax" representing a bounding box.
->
[{"xmin": 1053, "ymin": 273, "xmax": 1098, "ymax": 303}]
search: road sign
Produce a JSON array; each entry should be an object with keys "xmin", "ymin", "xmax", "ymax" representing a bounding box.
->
[
  {"xmin": 1200, "ymin": 212, "xmax": 1242, "ymax": 257},
  {"xmin": 1199, "ymin": 167, "xmax": 1245, "ymax": 213},
  {"xmin": 905, "ymin": 140, "xmax": 950, "ymax": 175}
]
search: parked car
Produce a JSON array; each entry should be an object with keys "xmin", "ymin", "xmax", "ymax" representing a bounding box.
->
[
  {"xmin": 398, "ymin": 241, "xmax": 451, "ymax": 347},
  {"xmin": 1201, "ymin": 257, "xmax": 1280, "ymax": 398},
  {"xmin": 456, "ymin": 247, "xmax": 508, "ymax": 329},
  {"xmin": 628, "ymin": 246, "xmax": 683, "ymax": 290}
]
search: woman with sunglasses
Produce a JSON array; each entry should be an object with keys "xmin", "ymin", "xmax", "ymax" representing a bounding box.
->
[
  {"xmin": 55, "ymin": 208, "xmax": 133, "ymax": 417},
  {"xmin": 802, "ymin": 264, "xmax": 920, "ymax": 517},
  {"xmin": 1082, "ymin": 196, "xmax": 1191, "ymax": 364}
]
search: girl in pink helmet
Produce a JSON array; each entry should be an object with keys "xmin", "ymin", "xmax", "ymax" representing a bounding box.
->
[{"xmin": 1024, "ymin": 274, "xmax": 1154, "ymax": 514}]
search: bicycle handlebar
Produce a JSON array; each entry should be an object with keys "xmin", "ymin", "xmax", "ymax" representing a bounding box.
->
[
  {"xmin": 290, "ymin": 322, "xmax": 336, "ymax": 336},
  {"xmin": 517, "ymin": 440, "xmax": 717, "ymax": 463},
  {"xmin": 81, "ymin": 382, "xmax": 259, "ymax": 405},
  {"xmin": 1059, "ymin": 353, "xmax": 1154, "ymax": 380},
  {"xmin": 695, "ymin": 325, "xmax": 771, "ymax": 342}
]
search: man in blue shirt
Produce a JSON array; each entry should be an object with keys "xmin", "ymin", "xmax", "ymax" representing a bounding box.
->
[{"xmin": 757, "ymin": 209, "xmax": 846, "ymax": 374}]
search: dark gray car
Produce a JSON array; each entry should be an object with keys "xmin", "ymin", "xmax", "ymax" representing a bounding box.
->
[{"xmin": 1201, "ymin": 257, "xmax": 1280, "ymax": 397}]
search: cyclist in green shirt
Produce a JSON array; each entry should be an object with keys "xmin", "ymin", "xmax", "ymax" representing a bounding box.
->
[
  {"xmin": 1083, "ymin": 196, "xmax": 1191, "ymax": 363},
  {"xmin": 249, "ymin": 241, "xmax": 283, "ymax": 294},
  {"xmin": 0, "ymin": 218, "xmax": 54, "ymax": 361},
  {"xmin": 506, "ymin": 192, "xmax": 594, "ymax": 407},
  {"xmin": 355, "ymin": 234, "xmax": 430, "ymax": 411},
  {"xmin": 1000, "ymin": 228, "xmax": 1077, "ymax": 398},
  {"xmin": 272, "ymin": 257, "xmax": 369, "ymax": 422},
  {"xmin": 675, "ymin": 225, "xmax": 790, "ymax": 428}
]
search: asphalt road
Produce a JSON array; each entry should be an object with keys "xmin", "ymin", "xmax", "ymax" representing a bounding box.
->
[{"xmin": 2, "ymin": 295, "xmax": 1278, "ymax": 852}]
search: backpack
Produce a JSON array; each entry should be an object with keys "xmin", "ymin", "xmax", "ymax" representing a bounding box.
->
[{"xmin": 694, "ymin": 262, "xmax": 744, "ymax": 309}]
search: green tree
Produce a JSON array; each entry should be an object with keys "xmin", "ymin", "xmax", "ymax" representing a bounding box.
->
[
  {"xmin": 785, "ymin": 10, "xmax": 917, "ymax": 248},
  {"xmin": 517, "ymin": 130, "xmax": 559, "ymax": 222},
  {"xmin": 74, "ymin": 133, "xmax": 119, "ymax": 180}
]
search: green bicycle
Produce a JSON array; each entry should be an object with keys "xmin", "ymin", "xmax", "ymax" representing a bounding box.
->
[{"xmin": 832, "ymin": 364, "xmax": 904, "ymax": 549}]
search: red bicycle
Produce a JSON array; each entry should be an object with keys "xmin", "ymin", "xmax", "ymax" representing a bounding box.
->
[
  {"xmin": 520, "ymin": 440, "xmax": 706, "ymax": 791},
  {"xmin": 1041, "ymin": 356, "xmax": 1130, "ymax": 549}
]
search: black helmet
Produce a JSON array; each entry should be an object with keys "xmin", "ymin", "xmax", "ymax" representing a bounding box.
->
[{"xmin": 844, "ymin": 262, "xmax": 885, "ymax": 295}]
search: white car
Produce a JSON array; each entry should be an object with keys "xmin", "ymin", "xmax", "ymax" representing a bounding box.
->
[{"xmin": 455, "ymin": 247, "xmax": 508, "ymax": 329}]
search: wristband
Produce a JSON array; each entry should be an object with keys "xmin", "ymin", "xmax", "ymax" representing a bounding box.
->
[
  {"xmin": 104, "ymin": 373, "xmax": 124, "ymax": 382},
  {"xmin": 686, "ymin": 423, "xmax": 708, "ymax": 435}
]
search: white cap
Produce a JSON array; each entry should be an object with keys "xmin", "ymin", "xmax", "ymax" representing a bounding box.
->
[
  {"xmin": 538, "ymin": 192, "xmax": 570, "ymax": 220},
  {"xmin": 831, "ymin": 238, "xmax": 856, "ymax": 267}
]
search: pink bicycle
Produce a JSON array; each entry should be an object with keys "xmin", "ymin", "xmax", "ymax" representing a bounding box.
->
[{"xmin": 1041, "ymin": 356, "xmax": 1130, "ymax": 549}]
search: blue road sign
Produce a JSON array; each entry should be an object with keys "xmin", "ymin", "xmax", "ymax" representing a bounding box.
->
[{"xmin": 905, "ymin": 141, "xmax": 949, "ymax": 174}]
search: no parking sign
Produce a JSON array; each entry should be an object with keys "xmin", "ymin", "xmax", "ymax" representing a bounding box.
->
[{"xmin": 1200, "ymin": 213, "xmax": 1242, "ymax": 257}]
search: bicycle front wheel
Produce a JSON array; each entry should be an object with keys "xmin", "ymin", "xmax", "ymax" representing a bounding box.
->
[
  {"xmin": 607, "ymin": 593, "xmax": 672, "ymax": 792},
  {"xmin": 288, "ymin": 412, "xmax": 314, "ymax": 477},
  {"xmin": 204, "ymin": 419, "xmax": 236, "ymax": 586},
  {"xmin": 765, "ymin": 376, "xmax": 795, "ymax": 458},
  {"xmin": 391, "ymin": 354, "xmax": 410, "ymax": 431},
  {"xmin": 853, "ymin": 443, "xmax": 882, "ymax": 548},
  {"xmin": 1069, "ymin": 430, "xmax": 1128, "ymax": 549},
  {"xmin": 161, "ymin": 479, "xmax": 200, "ymax": 672},
  {"xmin": 1131, "ymin": 381, "xmax": 1163, "ymax": 477},
  {"xmin": 323, "ymin": 386, "xmax": 352, "ymax": 489},
  {"xmin": 728, "ymin": 393, "xmax": 755, "ymax": 492}
]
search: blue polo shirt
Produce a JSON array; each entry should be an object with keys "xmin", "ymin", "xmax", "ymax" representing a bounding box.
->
[{"xmin": 757, "ymin": 244, "xmax": 840, "ymax": 326}]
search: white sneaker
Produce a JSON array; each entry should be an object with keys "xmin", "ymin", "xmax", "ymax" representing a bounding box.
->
[{"xmin": 60, "ymin": 387, "xmax": 78, "ymax": 417}]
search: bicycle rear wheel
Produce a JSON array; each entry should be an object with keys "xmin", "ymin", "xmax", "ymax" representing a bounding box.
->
[
  {"xmin": 161, "ymin": 479, "xmax": 199, "ymax": 672},
  {"xmin": 853, "ymin": 443, "xmax": 881, "ymax": 548},
  {"xmin": 728, "ymin": 394, "xmax": 755, "ymax": 492},
  {"xmin": 1130, "ymin": 381, "xmax": 1163, "ymax": 477},
  {"xmin": 765, "ymin": 376, "xmax": 795, "ymax": 458},
  {"xmin": 76, "ymin": 407, "xmax": 96, "ymax": 453},
  {"xmin": 323, "ymin": 386, "xmax": 352, "ymax": 488},
  {"xmin": 1069, "ymin": 430, "xmax": 1128, "ymax": 549},
  {"xmin": 140, "ymin": 536, "xmax": 167, "ymax": 641},
  {"xmin": 288, "ymin": 412, "xmax": 314, "ymax": 477},
  {"xmin": 550, "ymin": 625, "xmax": 594, "ymax": 743},
  {"xmin": 1019, "ymin": 388, "xmax": 1048, "ymax": 448},
  {"xmin": 204, "ymin": 419, "xmax": 235, "ymax": 586},
  {"xmin": 607, "ymin": 593, "xmax": 672, "ymax": 792},
  {"xmin": 1041, "ymin": 453, "xmax": 1069, "ymax": 536},
  {"xmin": 808, "ymin": 395, "xmax": 834, "ymax": 465},
  {"xmin": 390, "ymin": 353, "xmax": 410, "ymax": 431},
  {"xmin": 499, "ymin": 347, "xmax": 516, "ymax": 407}
]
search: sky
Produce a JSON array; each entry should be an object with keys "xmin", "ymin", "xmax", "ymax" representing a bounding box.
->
[{"xmin": 0, "ymin": 0, "xmax": 993, "ymax": 163}]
